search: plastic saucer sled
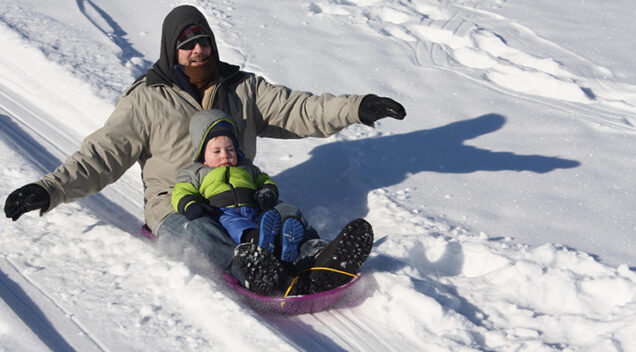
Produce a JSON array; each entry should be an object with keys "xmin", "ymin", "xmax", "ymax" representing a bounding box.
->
[
  {"xmin": 222, "ymin": 272, "xmax": 360, "ymax": 315},
  {"xmin": 140, "ymin": 224, "xmax": 158, "ymax": 241},
  {"xmin": 141, "ymin": 225, "xmax": 359, "ymax": 314}
]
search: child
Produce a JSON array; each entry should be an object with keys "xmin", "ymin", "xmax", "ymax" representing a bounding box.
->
[
  {"xmin": 173, "ymin": 109, "xmax": 374, "ymax": 297},
  {"xmin": 172, "ymin": 109, "xmax": 305, "ymax": 262}
]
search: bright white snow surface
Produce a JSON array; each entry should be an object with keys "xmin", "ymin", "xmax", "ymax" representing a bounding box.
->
[{"xmin": 1, "ymin": 0, "xmax": 635, "ymax": 351}]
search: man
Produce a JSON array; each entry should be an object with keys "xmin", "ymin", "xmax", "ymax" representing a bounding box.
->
[{"xmin": 4, "ymin": 5, "xmax": 405, "ymax": 293}]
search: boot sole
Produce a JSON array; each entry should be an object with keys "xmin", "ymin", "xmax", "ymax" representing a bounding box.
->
[
  {"xmin": 258, "ymin": 210, "xmax": 281, "ymax": 254},
  {"xmin": 234, "ymin": 243, "xmax": 288, "ymax": 296},
  {"xmin": 308, "ymin": 218, "xmax": 374, "ymax": 293},
  {"xmin": 281, "ymin": 218, "xmax": 304, "ymax": 262}
]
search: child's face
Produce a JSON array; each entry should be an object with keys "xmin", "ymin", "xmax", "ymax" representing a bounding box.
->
[{"xmin": 203, "ymin": 135, "xmax": 238, "ymax": 168}]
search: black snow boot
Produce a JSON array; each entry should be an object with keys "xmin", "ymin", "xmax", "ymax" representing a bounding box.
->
[
  {"xmin": 306, "ymin": 218, "xmax": 374, "ymax": 293},
  {"xmin": 233, "ymin": 243, "xmax": 307, "ymax": 296},
  {"xmin": 233, "ymin": 243, "xmax": 289, "ymax": 296}
]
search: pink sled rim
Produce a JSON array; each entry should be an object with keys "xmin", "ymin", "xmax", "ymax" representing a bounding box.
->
[{"xmin": 222, "ymin": 272, "xmax": 360, "ymax": 314}]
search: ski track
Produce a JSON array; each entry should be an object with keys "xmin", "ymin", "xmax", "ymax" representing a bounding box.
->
[
  {"xmin": 308, "ymin": 0, "xmax": 636, "ymax": 129},
  {"xmin": 0, "ymin": 77, "xmax": 144, "ymax": 236},
  {"xmin": 0, "ymin": 256, "xmax": 107, "ymax": 351},
  {"xmin": 1, "ymin": 1, "xmax": 636, "ymax": 351},
  {"xmin": 256, "ymin": 294, "xmax": 410, "ymax": 351}
]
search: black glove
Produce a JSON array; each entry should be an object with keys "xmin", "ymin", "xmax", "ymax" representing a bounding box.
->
[
  {"xmin": 254, "ymin": 186, "xmax": 278, "ymax": 210},
  {"xmin": 183, "ymin": 202, "xmax": 217, "ymax": 221},
  {"xmin": 359, "ymin": 94, "xmax": 406, "ymax": 126},
  {"xmin": 4, "ymin": 183, "xmax": 51, "ymax": 221}
]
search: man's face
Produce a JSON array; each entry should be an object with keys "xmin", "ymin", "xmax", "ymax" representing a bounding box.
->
[
  {"xmin": 203, "ymin": 136, "xmax": 238, "ymax": 168},
  {"xmin": 177, "ymin": 40, "xmax": 213, "ymax": 66}
]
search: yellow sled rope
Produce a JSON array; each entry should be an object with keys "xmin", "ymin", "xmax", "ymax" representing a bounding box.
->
[{"xmin": 281, "ymin": 267, "xmax": 359, "ymax": 307}]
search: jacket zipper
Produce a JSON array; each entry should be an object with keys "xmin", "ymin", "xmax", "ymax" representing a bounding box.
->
[{"xmin": 224, "ymin": 167, "xmax": 240, "ymax": 208}]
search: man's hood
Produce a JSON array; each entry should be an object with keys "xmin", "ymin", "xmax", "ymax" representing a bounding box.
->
[{"xmin": 146, "ymin": 5, "xmax": 220, "ymax": 86}]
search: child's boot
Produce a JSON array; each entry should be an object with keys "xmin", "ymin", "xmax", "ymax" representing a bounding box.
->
[
  {"xmin": 280, "ymin": 217, "xmax": 304, "ymax": 262},
  {"xmin": 257, "ymin": 209, "xmax": 281, "ymax": 254}
]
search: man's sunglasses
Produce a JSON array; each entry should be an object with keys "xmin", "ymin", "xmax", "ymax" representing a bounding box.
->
[{"xmin": 179, "ymin": 37, "xmax": 211, "ymax": 50}]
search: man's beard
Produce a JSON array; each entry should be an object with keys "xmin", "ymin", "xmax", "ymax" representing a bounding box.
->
[{"xmin": 184, "ymin": 58, "xmax": 219, "ymax": 89}]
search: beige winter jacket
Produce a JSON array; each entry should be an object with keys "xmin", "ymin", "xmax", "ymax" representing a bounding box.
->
[{"xmin": 37, "ymin": 63, "xmax": 364, "ymax": 232}]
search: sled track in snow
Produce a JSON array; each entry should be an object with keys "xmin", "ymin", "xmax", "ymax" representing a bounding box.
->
[
  {"xmin": 358, "ymin": 0, "xmax": 636, "ymax": 132},
  {"xmin": 1, "ymin": 256, "xmax": 107, "ymax": 351},
  {"xmin": 0, "ymin": 83, "xmax": 78, "ymax": 174},
  {"xmin": 253, "ymin": 282, "xmax": 420, "ymax": 351},
  {"xmin": 254, "ymin": 303, "xmax": 398, "ymax": 351},
  {"xmin": 0, "ymin": 80, "xmax": 144, "ymax": 235},
  {"xmin": 0, "ymin": 80, "xmax": 135, "ymax": 351},
  {"xmin": 265, "ymin": 310, "xmax": 385, "ymax": 351}
]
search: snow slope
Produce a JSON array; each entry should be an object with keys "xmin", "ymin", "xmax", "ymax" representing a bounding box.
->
[{"xmin": 1, "ymin": 0, "xmax": 634, "ymax": 351}]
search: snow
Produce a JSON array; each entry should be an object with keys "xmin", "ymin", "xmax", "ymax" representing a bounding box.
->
[{"xmin": 1, "ymin": 0, "xmax": 635, "ymax": 350}]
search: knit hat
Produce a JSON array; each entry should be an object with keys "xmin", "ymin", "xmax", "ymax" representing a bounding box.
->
[
  {"xmin": 199, "ymin": 120, "xmax": 244, "ymax": 162},
  {"xmin": 177, "ymin": 25, "xmax": 210, "ymax": 49}
]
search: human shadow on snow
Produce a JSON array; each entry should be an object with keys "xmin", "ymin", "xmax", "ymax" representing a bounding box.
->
[
  {"xmin": 274, "ymin": 113, "xmax": 581, "ymax": 230},
  {"xmin": 76, "ymin": 0, "xmax": 153, "ymax": 75}
]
